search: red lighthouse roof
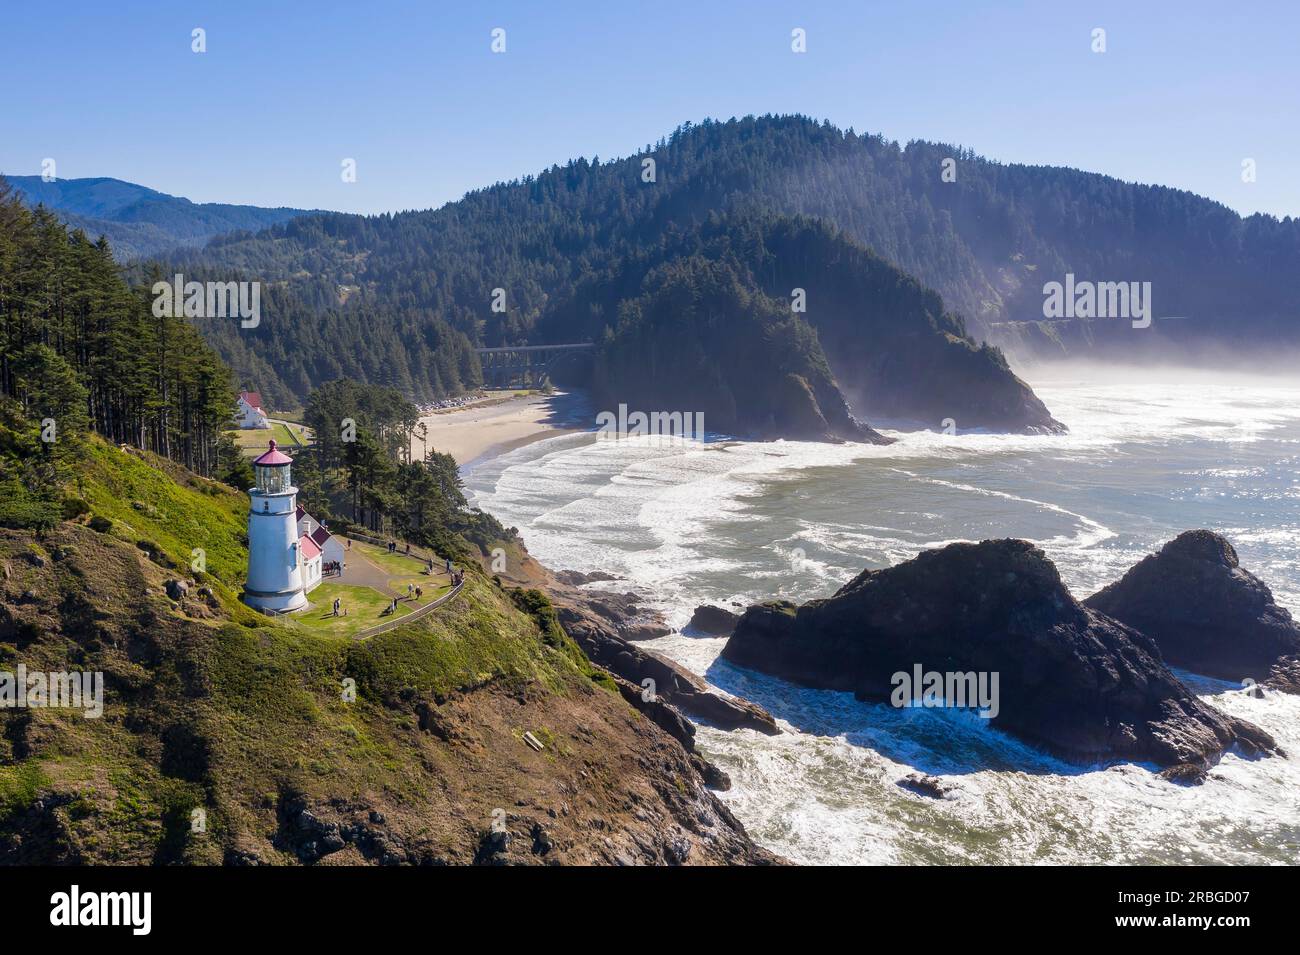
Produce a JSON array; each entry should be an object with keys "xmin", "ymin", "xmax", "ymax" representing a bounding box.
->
[{"xmin": 252, "ymin": 440, "xmax": 293, "ymax": 466}]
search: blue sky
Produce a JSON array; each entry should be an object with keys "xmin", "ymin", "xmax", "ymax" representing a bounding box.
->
[{"xmin": 3, "ymin": 0, "xmax": 1297, "ymax": 218}]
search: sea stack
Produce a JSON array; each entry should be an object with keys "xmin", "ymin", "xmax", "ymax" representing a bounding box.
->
[
  {"xmin": 1084, "ymin": 530, "xmax": 1300, "ymax": 690},
  {"xmin": 722, "ymin": 539, "xmax": 1277, "ymax": 771}
]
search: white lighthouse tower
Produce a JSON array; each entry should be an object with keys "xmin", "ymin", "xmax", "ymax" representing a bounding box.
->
[{"xmin": 243, "ymin": 440, "xmax": 308, "ymax": 613}]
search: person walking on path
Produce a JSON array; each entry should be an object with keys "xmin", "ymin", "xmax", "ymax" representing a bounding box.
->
[
  {"xmin": 415, "ymin": 586, "xmax": 423, "ymax": 602},
  {"xmin": 332, "ymin": 597, "xmax": 341, "ymax": 617}
]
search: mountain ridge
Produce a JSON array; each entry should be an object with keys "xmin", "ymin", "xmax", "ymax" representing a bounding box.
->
[{"xmin": 5, "ymin": 175, "xmax": 315, "ymax": 261}]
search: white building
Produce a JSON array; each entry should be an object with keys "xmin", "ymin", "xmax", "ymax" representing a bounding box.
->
[
  {"xmin": 311, "ymin": 525, "xmax": 346, "ymax": 573},
  {"xmin": 237, "ymin": 391, "xmax": 270, "ymax": 430},
  {"xmin": 243, "ymin": 440, "xmax": 308, "ymax": 613},
  {"xmin": 296, "ymin": 506, "xmax": 345, "ymax": 578},
  {"xmin": 300, "ymin": 533, "xmax": 323, "ymax": 592}
]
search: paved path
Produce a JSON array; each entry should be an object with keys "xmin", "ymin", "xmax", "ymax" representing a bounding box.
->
[
  {"xmin": 351, "ymin": 579, "xmax": 465, "ymax": 640},
  {"xmin": 336, "ymin": 546, "xmax": 400, "ymax": 595},
  {"xmin": 327, "ymin": 535, "xmax": 461, "ymax": 640}
]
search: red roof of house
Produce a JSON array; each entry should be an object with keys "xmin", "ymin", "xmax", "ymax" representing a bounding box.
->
[
  {"xmin": 299, "ymin": 534, "xmax": 322, "ymax": 559},
  {"xmin": 252, "ymin": 439, "xmax": 293, "ymax": 466},
  {"xmin": 239, "ymin": 391, "xmax": 264, "ymax": 411},
  {"xmin": 309, "ymin": 526, "xmax": 332, "ymax": 547}
]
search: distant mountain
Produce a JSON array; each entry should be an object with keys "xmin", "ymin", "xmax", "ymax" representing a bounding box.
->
[{"xmin": 4, "ymin": 175, "xmax": 314, "ymax": 260}]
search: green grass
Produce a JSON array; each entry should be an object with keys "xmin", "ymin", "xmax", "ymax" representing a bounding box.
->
[
  {"xmin": 290, "ymin": 582, "xmax": 416, "ymax": 639},
  {"xmin": 351, "ymin": 539, "xmax": 432, "ymax": 576},
  {"xmin": 225, "ymin": 422, "xmax": 303, "ymax": 457},
  {"xmin": 0, "ymin": 761, "xmax": 48, "ymax": 825},
  {"xmin": 387, "ymin": 578, "xmax": 452, "ymax": 601},
  {"xmin": 72, "ymin": 437, "xmax": 260, "ymax": 623}
]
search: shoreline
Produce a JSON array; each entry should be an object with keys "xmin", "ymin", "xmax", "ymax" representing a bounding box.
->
[{"xmin": 411, "ymin": 390, "xmax": 584, "ymax": 470}]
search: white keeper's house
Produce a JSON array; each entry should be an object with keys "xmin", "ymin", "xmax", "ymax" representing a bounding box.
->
[
  {"xmin": 296, "ymin": 505, "xmax": 346, "ymax": 573},
  {"xmin": 236, "ymin": 391, "xmax": 270, "ymax": 430}
]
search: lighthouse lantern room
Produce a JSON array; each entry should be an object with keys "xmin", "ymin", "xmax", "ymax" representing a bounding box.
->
[{"xmin": 243, "ymin": 440, "xmax": 309, "ymax": 613}]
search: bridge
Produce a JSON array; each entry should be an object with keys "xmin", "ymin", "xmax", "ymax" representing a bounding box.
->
[{"xmin": 475, "ymin": 342, "xmax": 595, "ymax": 388}]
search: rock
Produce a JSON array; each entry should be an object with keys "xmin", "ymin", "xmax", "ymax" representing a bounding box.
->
[
  {"xmin": 555, "ymin": 569, "xmax": 621, "ymax": 586},
  {"xmin": 164, "ymin": 579, "xmax": 188, "ymax": 601},
  {"xmin": 1084, "ymin": 530, "xmax": 1300, "ymax": 689},
  {"xmin": 1160, "ymin": 763, "xmax": 1209, "ymax": 786},
  {"xmin": 692, "ymin": 755, "xmax": 732, "ymax": 792},
  {"xmin": 581, "ymin": 591, "xmax": 671, "ymax": 641},
  {"xmin": 368, "ymin": 810, "xmax": 385, "ymax": 825},
  {"xmin": 722, "ymin": 539, "xmax": 1278, "ymax": 770},
  {"xmin": 474, "ymin": 828, "xmax": 513, "ymax": 865},
  {"xmin": 321, "ymin": 832, "xmax": 346, "ymax": 853},
  {"xmin": 688, "ymin": 604, "xmax": 740, "ymax": 635},
  {"xmin": 612, "ymin": 675, "xmax": 696, "ymax": 750},
  {"xmin": 530, "ymin": 822, "xmax": 554, "ymax": 856},
  {"xmin": 563, "ymin": 604, "xmax": 780, "ymax": 735},
  {"xmin": 665, "ymin": 836, "xmax": 691, "ymax": 865},
  {"xmin": 897, "ymin": 773, "xmax": 957, "ymax": 800},
  {"xmin": 1265, "ymin": 656, "xmax": 1300, "ymax": 694},
  {"xmin": 555, "ymin": 600, "xmax": 780, "ymax": 736}
]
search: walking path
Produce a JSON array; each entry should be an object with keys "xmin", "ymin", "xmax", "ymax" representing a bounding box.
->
[
  {"xmin": 324, "ymin": 533, "xmax": 466, "ymax": 639},
  {"xmin": 351, "ymin": 578, "xmax": 464, "ymax": 640}
]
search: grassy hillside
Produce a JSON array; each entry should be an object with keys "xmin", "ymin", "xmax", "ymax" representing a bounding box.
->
[{"xmin": 0, "ymin": 440, "xmax": 769, "ymax": 865}]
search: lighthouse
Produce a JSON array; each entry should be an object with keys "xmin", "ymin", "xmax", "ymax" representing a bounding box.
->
[{"xmin": 243, "ymin": 440, "xmax": 308, "ymax": 613}]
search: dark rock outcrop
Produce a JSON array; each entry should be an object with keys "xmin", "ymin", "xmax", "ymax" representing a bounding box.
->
[
  {"xmin": 576, "ymin": 590, "xmax": 670, "ymax": 642},
  {"xmin": 722, "ymin": 539, "xmax": 1277, "ymax": 770},
  {"xmin": 687, "ymin": 604, "xmax": 740, "ymax": 635},
  {"xmin": 556, "ymin": 602, "xmax": 780, "ymax": 736},
  {"xmin": 1084, "ymin": 530, "xmax": 1300, "ymax": 691},
  {"xmin": 897, "ymin": 773, "xmax": 958, "ymax": 800},
  {"xmin": 555, "ymin": 569, "xmax": 621, "ymax": 586}
]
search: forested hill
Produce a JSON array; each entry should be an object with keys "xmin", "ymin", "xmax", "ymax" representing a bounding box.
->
[
  {"xmin": 5, "ymin": 176, "xmax": 312, "ymax": 261},
  {"xmin": 165, "ymin": 114, "xmax": 1298, "ymax": 430},
  {"xmin": 182, "ymin": 114, "xmax": 1300, "ymax": 340}
]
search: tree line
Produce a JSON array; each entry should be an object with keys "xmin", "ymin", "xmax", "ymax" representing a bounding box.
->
[
  {"xmin": 0, "ymin": 177, "xmax": 239, "ymax": 527},
  {"xmin": 294, "ymin": 379, "xmax": 505, "ymax": 560}
]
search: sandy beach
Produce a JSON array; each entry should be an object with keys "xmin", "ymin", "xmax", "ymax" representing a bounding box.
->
[{"xmin": 411, "ymin": 391, "xmax": 577, "ymax": 468}]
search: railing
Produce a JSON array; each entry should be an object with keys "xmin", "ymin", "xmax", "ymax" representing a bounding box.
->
[{"xmin": 352, "ymin": 578, "xmax": 465, "ymax": 639}]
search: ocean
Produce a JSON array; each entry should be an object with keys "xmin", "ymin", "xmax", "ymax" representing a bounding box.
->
[{"xmin": 464, "ymin": 367, "xmax": 1300, "ymax": 864}]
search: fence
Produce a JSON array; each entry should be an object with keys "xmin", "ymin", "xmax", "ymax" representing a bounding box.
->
[{"xmin": 352, "ymin": 578, "xmax": 465, "ymax": 639}]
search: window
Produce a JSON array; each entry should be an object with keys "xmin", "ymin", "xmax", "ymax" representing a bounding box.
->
[{"xmin": 257, "ymin": 464, "xmax": 290, "ymax": 494}]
